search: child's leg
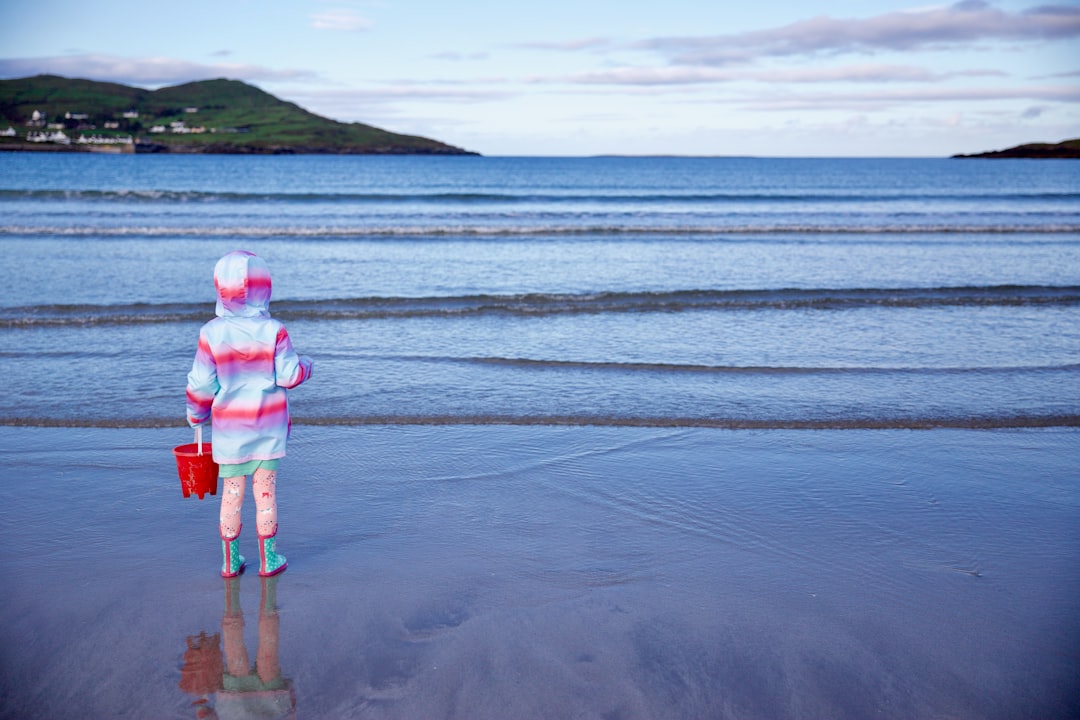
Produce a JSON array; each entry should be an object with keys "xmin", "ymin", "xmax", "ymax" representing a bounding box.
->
[
  {"xmin": 219, "ymin": 474, "xmax": 248, "ymax": 576},
  {"xmin": 219, "ymin": 475, "xmax": 246, "ymax": 538},
  {"xmin": 253, "ymin": 467, "xmax": 287, "ymax": 576},
  {"xmin": 252, "ymin": 467, "xmax": 278, "ymax": 537}
]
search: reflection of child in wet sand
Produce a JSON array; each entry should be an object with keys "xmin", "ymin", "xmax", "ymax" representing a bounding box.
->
[
  {"xmin": 180, "ymin": 577, "xmax": 295, "ymax": 720},
  {"xmin": 186, "ymin": 251, "xmax": 313, "ymax": 577}
]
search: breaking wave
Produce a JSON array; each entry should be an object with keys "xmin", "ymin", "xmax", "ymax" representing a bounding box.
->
[
  {"xmin": 2, "ymin": 413, "xmax": 1076, "ymax": 430},
  {"xmin": 2, "ymin": 285, "xmax": 1077, "ymax": 328},
  {"xmin": 3, "ymin": 224, "xmax": 1080, "ymax": 237},
  {"xmin": 3, "ymin": 188, "xmax": 1079, "ymax": 204}
]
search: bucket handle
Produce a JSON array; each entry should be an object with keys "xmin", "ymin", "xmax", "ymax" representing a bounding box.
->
[{"xmin": 195, "ymin": 426, "xmax": 204, "ymax": 456}]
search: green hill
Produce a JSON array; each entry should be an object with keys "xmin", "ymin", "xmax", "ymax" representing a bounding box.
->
[
  {"xmin": 952, "ymin": 138, "xmax": 1080, "ymax": 159},
  {"xmin": 0, "ymin": 75, "xmax": 477, "ymax": 155}
]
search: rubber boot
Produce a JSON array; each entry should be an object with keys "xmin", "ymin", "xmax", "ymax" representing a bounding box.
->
[
  {"xmin": 258, "ymin": 531, "xmax": 287, "ymax": 577},
  {"xmin": 224, "ymin": 575, "xmax": 242, "ymax": 618},
  {"xmin": 221, "ymin": 526, "xmax": 246, "ymax": 578}
]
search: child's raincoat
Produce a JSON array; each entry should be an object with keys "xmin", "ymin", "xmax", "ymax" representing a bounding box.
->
[{"xmin": 186, "ymin": 251, "xmax": 313, "ymax": 465}]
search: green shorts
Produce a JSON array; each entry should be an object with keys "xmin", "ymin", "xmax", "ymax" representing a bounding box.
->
[{"xmin": 218, "ymin": 459, "xmax": 280, "ymax": 478}]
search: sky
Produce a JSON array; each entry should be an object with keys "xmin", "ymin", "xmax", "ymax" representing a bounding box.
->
[{"xmin": 1, "ymin": 0, "xmax": 1078, "ymax": 156}]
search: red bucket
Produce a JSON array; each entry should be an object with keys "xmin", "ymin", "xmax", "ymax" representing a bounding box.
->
[{"xmin": 174, "ymin": 442, "xmax": 219, "ymax": 499}]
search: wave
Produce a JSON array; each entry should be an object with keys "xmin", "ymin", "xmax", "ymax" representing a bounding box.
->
[
  {"xmin": 2, "ymin": 413, "xmax": 1077, "ymax": 430},
  {"xmin": 3, "ymin": 286, "xmax": 1077, "ymax": 327},
  {"xmin": 3, "ymin": 223, "xmax": 1080, "ymax": 237},
  {"xmin": 3, "ymin": 188, "xmax": 1079, "ymax": 204},
  {"xmin": 446, "ymin": 357, "xmax": 1080, "ymax": 375}
]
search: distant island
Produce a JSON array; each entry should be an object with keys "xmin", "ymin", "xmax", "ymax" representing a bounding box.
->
[
  {"xmin": 0, "ymin": 74, "xmax": 478, "ymax": 155},
  {"xmin": 952, "ymin": 137, "xmax": 1080, "ymax": 159}
]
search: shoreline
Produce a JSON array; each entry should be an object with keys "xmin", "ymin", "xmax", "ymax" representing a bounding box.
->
[
  {"xmin": 0, "ymin": 140, "xmax": 480, "ymax": 155},
  {"xmin": 2, "ymin": 413, "xmax": 1078, "ymax": 429}
]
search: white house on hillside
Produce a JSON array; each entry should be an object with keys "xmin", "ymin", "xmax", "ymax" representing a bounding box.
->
[{"xmin": 27, "ymin": 130, "xmax": 70, "ymax": 144}]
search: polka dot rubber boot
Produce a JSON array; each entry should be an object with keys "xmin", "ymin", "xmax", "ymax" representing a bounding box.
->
[
  {"xmin": 221, "ymin": 528, "xmax": 246, "ymax": 578},
  {"xmin": 258, "ymin": 531, "xmax": 287, "ymax": 577}
]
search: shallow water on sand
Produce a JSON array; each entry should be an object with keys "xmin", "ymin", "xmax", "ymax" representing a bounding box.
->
[
  {"xmin": 1, "ymin": 154, "xmax": 1078, "ymax": 718},
  {"xmin": 0, "ymin": 426, "xmax": 1077, "ymax": 719}
]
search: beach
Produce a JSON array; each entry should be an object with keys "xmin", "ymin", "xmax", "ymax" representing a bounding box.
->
[
  {"xmin": 1, "ymin": 153, "xmax": 1078, "ymax": 718},
  {"xmin": 1, "ymin": 424, "xmax": 1077, "ymax": 719}
]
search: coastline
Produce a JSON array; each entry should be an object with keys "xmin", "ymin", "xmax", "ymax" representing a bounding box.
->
[
  {"xmin": 0, "ymin": 140, "xmax": 480, "ymax": 155},
  {"xmin": 3, "ymin": 413, "xmax": 1078, "ymax": 429},
  {"xmin": 2, "ymin": 424, "xmax": 1077, "ymax": 719}
]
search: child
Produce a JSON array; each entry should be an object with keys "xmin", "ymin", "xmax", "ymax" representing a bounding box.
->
[{"xmin": 186, "ymin": 250, "xmax": 313, "ymax": 577}]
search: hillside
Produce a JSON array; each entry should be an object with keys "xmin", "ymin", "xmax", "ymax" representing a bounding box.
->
[
  {"xmin": 0, "ymin": 75, "xmax": 477, "ymax": 155},
  {"xmin": 952, "ymin": 138, "xmax": 1080, "ymax": 159}
]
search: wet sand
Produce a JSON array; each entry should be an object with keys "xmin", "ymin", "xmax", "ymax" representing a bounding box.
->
[{"xmin": 0, "ymin": 425, "xmax": 1077, "ymax": 719}]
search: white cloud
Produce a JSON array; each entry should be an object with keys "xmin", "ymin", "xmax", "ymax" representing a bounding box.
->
[
  {"xmin": 291, "ymin": 86, "xmax": 512, "ymax": 104},
  {"xmin": 282, "ymin": 86, "xmax": 514, "ymax": 128},
  {"xmin": 0, "ymin": 54, "xmax": 318, "ymax": 86},
  {"xmin": 740, "ymin": 84, "xmax": 1080, "ymax": 112},
  {"xmin": 529, "ymin": 63, "xmax": 1007, "ymax": 86},
  {"xmin": 1033, "ymin": 69, "xmax": 1080, "ymax": 79},
  {"xmin": 517, "ymin": 38, "xmax": 611, "ymax": 51},
  {"xmin": 760, "ymin": 65, "xmax": 1006, "ymax": 84},
  {"xmin": 636, "ymin": 1, "xmax": 1080, "ymax": 65},
  {"xmin": 310, "ymin": 8, "xmax": 373, "ymax": 32},
  {"xmin": 285, "ymin": 86, "xmax": 513, "ymax": 119},
  {"xmin": 530, "ymin": 66, "xmax": 735, "ymax": 85},
  {"xmin": 430, "ymin": 51, "xmax": 491, "ymax": 62}
]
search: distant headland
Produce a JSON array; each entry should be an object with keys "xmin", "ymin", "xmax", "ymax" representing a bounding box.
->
[
  {"xmin": 952, "ymin": 138, "xmax": 1080, "ymax": 159},
  {"xmin": 0, "ymin": 75, "xmax": 479, "ymax": 155}
]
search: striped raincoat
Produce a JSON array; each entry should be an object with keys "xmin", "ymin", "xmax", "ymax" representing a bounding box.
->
[{"xmin": 186, "ymin": 251, "xmax": 313, "ymax": 464}]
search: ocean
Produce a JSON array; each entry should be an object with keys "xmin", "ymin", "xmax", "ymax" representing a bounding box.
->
[
  {"xmin": 1, "ymin": 152, "xmax": 1079, "ymax": 719},
  {"xmin": 1, "ymin": 153, "xmax": 1078, "ymax": 430}
]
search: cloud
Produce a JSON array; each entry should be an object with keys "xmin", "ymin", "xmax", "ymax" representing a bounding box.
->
[
  {"xmin": 1033, "ymin": 69, "xmax": 1080, "ymax": 79},
  {"xmin": 286, "ymin": 86, "xmax": 514, "ymax": 113},
  {"xmin": 310, "ymin": 8, "xmax": 373, "ymax": 32},
  {"xmin": 0, "ymin": 54, "xmax": 318, "ymax": 86},
  {"xmin": 517, "ymin": 38, "xmax": 611, "ymax": 51},
  {"xmin": 529, "ymin": 66, "xmax": 734, "ymax": 85},
  {"xmin": 529, "ymin": 63, "xmax": 1007, "ymax": 86},
  {"xmin": 637, "ymin": 1, "xmax": 1080, "ymax": 65},
  {"xmin": 281, "ymin": 86, "xmax": 514, "ymax": 126},
  {"xmin": 430, "ymin": 51, "xmax": 491, "ymax": 62},
  {"xmin": 759, "ymin": 65, "xmax": 1006, "ymax": 84},
  {"xmin": 741, "ymin": 84, "xmax": 1080, "ymax": 112}
]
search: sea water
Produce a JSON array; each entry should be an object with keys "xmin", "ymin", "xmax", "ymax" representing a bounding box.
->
[{"xmin": 1, "ymin": 153, "xmax": 1077, "ymax": 429}]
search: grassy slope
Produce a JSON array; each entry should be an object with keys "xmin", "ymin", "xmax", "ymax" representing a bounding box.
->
[{"xmin": 0, "ymin": 75, "xmax": 475, "ymax": 154}]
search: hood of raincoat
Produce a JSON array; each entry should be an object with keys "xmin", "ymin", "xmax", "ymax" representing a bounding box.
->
[{"xmin": 213, "ymin": 250, "xmax": 272, "ymax": 318}]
